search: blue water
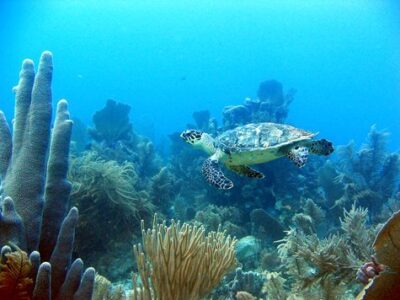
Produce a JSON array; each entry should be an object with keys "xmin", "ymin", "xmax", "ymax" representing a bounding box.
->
[{"xmin": 0, "ymin": 0, "xmax": 399, "ymax": 150}]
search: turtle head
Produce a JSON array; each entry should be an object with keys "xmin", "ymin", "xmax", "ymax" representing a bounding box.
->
[
  {"xmin": 180, "ymin": 129, "xmax": 216, "ymax": 154},
  {"xmin": 180, "ymin": 129, "xmax": 204, "ymax": 145}
]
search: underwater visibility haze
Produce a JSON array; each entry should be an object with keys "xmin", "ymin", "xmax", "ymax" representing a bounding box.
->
[{"xmin": 0, "ymin": 1, "xmax": 400, "ymax": 299}]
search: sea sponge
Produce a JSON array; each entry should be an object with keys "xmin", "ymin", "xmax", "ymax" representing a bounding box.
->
[{"xmin": 0, "ymin": 52, "xmax": 94, "ymax": 299}]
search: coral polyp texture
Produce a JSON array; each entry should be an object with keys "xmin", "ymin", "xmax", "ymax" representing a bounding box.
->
[
  {"xmin": 0, "ymin": 52, "xmax": 94, "ymax": 299},
  {"xmin": 133, "ymin": 216, "xmax": 237, "ymax": 300}
]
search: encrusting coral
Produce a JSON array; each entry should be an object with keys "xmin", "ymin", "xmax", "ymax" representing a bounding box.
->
[
  {"xmin": 0, "ymin": 52, "xmax": 94, "ymax": 298},
  {"xmin": 132, "ymin": 216, "xmax": 237, "ymax": 300}
]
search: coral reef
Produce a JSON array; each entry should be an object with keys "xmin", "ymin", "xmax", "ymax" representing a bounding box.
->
[
  {"xmin": 357, "ymin": 210, "xmax": 400, "ymax": 299},
  {"xmin": 191, "ymin": 110, "xmax": 218, "ymax": 133},
  {"xmin": 89, "ymin": 99, "xmax": 133, "ymax": 147},
  {"xmin": 92, "ymin": 273, "xmax": 126, "ymax": 300},
  {"xmin": 235, "ymin": 236, "xmax": 262, "ymax": 263},
  {"xmin": 0, "ymin": 248, "xmax": 33, "ymax": 300},
  {"xmin": 277, "ymin": 205, "xmax": 377, "ymax": 298},
  {"xmin": 71, "ymin": 117, "xmax": 89, "ymax": 152},
  {"xmin": 133, "ymin": 216, "xmax": 237, "ymax": 300},
  {"xmin": 1, "ymin": 52, "xmax": 393, "ymax": 299},
  {"xmin": 0, "ymin": 52, "xmax": 94, "ymax": 299},
  {"xmin": 68, "ymin": 151, "xmax": 154, "ymax": 280},
  {"xmin": 70, "ymin": 99, "xmax": 182, "ymax": 280},
  {"xmin": 163, "ymin": 77, "xmax": 400, "ymax": 298},
  {"xmin": 222, "ymin": 79, "xmax": 295, "ymax": 128},
  {"xmin": 88, "ymin": 100, "xmax": 162, "ymax": 179},
  {"xmin": 317, "ymin": 126, "xmax": 400, "ymax": 224},
  {"xmin": 194, "ymin": 204, "xmax": 245, "ymax": 237},
  {"xmin": 250, "ymin": 208, "xmax": 285, "ymax": 243},
  {"xmin": 228, "ymin": 268, "xmax": 266, "ymax": 299},
  {"xmin": 262, "ymin": 272, "xmax": 288, "ymax": 300}
]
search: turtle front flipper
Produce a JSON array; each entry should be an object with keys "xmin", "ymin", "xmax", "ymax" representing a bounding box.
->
[
  {"xmin": 202, "ymin": 158, "xmax": 234, "ymax": 190},
  {"xmin": 287, "ymin": 146, "xmax": 309, "ymax": 168},
  {"xmin": 228, "ymin": 165, "xmax": 265, "ymax": 179}
]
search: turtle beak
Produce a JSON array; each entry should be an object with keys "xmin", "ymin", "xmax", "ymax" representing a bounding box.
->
[
  {"xmin": 180, "ymin": 130, "xmax": 191, "ymax": 143},
  {"xmin": 180, "ymin": 131, "xmax": 188, "ymax": 140}
]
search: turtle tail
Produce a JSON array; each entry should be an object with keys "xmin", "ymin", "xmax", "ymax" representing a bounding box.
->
[{"xmin": 309, "ymin": 139, "xmax": 334, "ymax": 156}]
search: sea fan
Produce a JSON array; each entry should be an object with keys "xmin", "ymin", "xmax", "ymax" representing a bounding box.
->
[{"xmin": 0, "ymin": 250, "xmax": 33, "ymax": 300}]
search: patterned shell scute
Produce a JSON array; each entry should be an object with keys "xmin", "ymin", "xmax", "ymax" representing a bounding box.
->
[{"xmin": 216, "ymin": 122, "xmax": 315, "ymax": 152}]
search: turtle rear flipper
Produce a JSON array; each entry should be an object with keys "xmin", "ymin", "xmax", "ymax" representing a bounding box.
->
[
  {"xmin": 202, "ymin": 158, "xmax": 234, "ymax": 190},
  {"xmin": 287, "ymin": 146, "xmax": 309, "ymax": 168},
  {"xmin": 309, "ymin": 139, "xmax": 334, "ymax": 156},
  {"xmin": 228, "ymin": 165, "xmax": 265, "ymax": 179}
]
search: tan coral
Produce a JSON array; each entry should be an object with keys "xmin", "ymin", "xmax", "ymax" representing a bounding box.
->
[{"xmin": 132, "ymin": 215, "xmax": 237, "ymax": 300}]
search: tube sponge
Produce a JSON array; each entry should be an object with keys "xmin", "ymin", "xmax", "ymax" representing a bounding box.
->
[{"xmin": 1, "ymin": 52, "xmax": 53, "ymax": 252}]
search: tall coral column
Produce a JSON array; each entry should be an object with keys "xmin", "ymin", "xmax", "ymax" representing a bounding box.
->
[{"xmin": 0, "ymin": 52, "xmax": 94, "ymax": 299}]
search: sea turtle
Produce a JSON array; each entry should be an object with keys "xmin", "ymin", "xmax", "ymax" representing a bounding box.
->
[{"xmin": 180, "ymin": 122, "xmax": 334, "ymax": 190}]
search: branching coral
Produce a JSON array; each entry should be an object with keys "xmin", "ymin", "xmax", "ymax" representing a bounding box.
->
[
  {"xmin": 132, "ymin": 216, "xmax": 237, "ymax": 300},
  {"xmin": 336, "ymin": 126, "xmax": 400, "ymax": 199},
  {"xmin": 68, "ymin": 151, "xmax": 154, "ymax": 279},
  {"xmin": 277, "ymin": 205, "xmax": 377, "ymax": 298},
  {"xmin": 194, "ymin": 204, "xmax": 244, "ymax": 237},
  {"xmin": 69, "ymin": 151, "xmax": 149, "ymax": 219},
  {"xmin": 0, "ymin": 248, "xmax": 33, "ymax": 300},
  {"xmin": 149, "ymin": 167, "xmax": 179, "ymax": 215},
  {"xmin": 262, "ymin": 272, "xmax": 288, "ymax": 300}
]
